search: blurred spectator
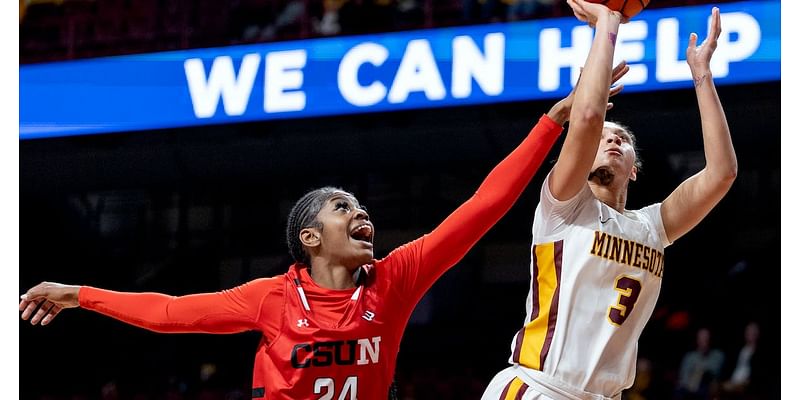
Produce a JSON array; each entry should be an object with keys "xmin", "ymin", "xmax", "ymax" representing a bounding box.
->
[
  {"xmin": 624, "ymin": 358, "xmax": 654, "ymax": 400},
  {"xmin": 100, "ymin": 381, "xmax": 120, "ymax": 400},
  {"xmin": 394, "ymin": 0, "xmax": 424, "ymax": 30},
  {"xmin": 719, "ymin": 321, "xmax": 763, "ymax": 399},
  {"xmin": 241, "ymin": 0, "xmax": 306, "ymax": 41},
  {"xmin": 313, "ymin": 0, "xmax": 346, "ymax": 36},
  {"xmin": 675, "ymin": 327, "xmax": 725, "ymax": 400},
  {"xmin": 272, "ymin": 0, "xmax": 307, "ymax": 38},
  {"xmin": 506, "ymin": 0, "xmax": 536, "ymax": 21}
]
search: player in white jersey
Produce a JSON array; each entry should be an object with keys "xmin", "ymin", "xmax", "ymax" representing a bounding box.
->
[{"xmin": 482, "ymin": 1, "xmax": 737, "ymax": 399}]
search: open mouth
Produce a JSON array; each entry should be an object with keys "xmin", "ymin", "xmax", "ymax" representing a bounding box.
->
[
  {"xmin": 350, "ymin": 224, "xmax": 374, "ymax": 243},
  {"xmin": 606, "ymin": 149, "xmax": 623, "ymax": 156}
]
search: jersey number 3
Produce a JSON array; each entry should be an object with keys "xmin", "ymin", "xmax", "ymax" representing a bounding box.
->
[
  {"xmin": 607, "ymin": 275, "xmax": 642, "ymax": 326},
  {"xmin": 314, "ymin": 376, "xmax": 357, "ymax": 400}
]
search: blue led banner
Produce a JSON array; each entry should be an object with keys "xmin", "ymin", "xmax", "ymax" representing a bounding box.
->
[{"xmin": 20, "ymin": 0, "xmax": 780, "ymax": 139}]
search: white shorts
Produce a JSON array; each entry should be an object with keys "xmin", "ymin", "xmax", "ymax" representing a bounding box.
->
[
  {"xmin": 481, "ymin": 365, "xmax": 621, "ymax": 400},
  {"xmin": 482, "ymin": 366, "xmax": 554, "ymax": 400}
]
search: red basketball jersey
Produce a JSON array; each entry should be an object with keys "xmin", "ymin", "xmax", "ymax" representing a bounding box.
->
[{"xmin": 252, "ymin": 262, "xmax": 416, "ymax": 399}]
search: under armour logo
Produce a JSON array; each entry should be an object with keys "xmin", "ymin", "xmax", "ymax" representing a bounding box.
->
[
  {"xmin": 297, "ymin": 319, "xmax": 309, "ymax": 327},
  {"xmin": 362, "ymin": 311, "xmax": 375, "ymax": 321}
]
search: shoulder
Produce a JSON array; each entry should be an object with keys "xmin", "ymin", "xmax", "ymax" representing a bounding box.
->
[
  {"xmin": 247, "ymin": 276, "xmax": 286, "ymax": 287},
  {"xmin": 540, "ymin": 171, "xmax": 595, "ymax": 214},
  {"xmin": 234, "ymin": 276, "xmax": 287, "ymax": 299},
  {"xmin": 378, "ymin": 236, "xmax": 424, "ymax": 264}
]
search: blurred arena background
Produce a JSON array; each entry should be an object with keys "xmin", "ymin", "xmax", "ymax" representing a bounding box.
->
[{"xmin": 19, "ymin": 0, "xmax": 780, "ymax": 399}]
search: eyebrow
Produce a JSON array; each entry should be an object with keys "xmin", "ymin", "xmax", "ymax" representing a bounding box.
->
[{"xmin": 329, "ymin": 195, "xmax": 360, "ymax": 208}]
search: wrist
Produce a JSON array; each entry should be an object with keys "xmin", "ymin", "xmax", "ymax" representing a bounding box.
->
[
  {"xmin": 71, "ymin": 285, "xmax": 83, "ymax": 307},
  {"xmin": 596, "ymin": 11, "xmax": 621, "ymax": 28},
  {"xmin": 691, "ymin": 70, "xmax": 712, "ymax": 87},
  {"xmin": 547, "ymin": 103, "xmax": 569, "ymax": 125}
]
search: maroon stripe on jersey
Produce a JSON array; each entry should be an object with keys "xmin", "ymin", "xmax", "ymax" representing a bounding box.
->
[
  {"xmin": 514, "ymin": 383, "xmax": 529, "ymax": 400},
  {"xmin": 499, "ymin": 378, "xmax": 514, "ymax": 399},
  {"xmin": 511, "ymin": 326, "xmax": 525, "ymax": 363},
  {"xmin": 538, "ymin": 240, "xmax": 563, "ymax": 367},
  {"xmin": 513, "ymin": 246, "xmax": 541, "ymax": 363},
  {"xmin": 530, "ymin": 245, "xmax": 541, "ymax": 323}
]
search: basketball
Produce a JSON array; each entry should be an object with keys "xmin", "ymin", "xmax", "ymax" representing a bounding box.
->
[{"xmin": 586, "ymin": 0, "xmax": 651, "ymax": 19}]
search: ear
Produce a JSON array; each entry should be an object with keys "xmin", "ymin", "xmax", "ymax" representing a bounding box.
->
[
  {"xmin": 629, "ymin": 165, "xmax": 638, "ymax": 182},
  {"xmin": 299, "ymin": 227, "xmax": 321, "ymax": 249}
]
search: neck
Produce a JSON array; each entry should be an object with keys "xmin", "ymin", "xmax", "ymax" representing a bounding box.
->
[
  {"xmin": 308, "ymin": 258, "xmax": 358, "ymax": 289},
  {"xmin": 588, "ymin": 178, "xmax": 628, "ymax": 213}
]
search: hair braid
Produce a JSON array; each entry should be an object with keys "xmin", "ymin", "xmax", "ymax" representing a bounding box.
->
[{"xmin": 286, "ymin": 186, "xmax": 347, "ymax": 265}]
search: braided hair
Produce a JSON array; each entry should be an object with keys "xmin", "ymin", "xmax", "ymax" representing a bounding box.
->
[{"xmin": 286, "ymin": 186, "xmax": 350, "ymax": 266}]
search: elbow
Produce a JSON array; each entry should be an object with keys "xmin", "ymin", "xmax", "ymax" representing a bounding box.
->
[
  {"xmin": 710, "ymin": 163, "xmax": 737, "ymax": 188},
  {"xmin": 573, "ymin": 107, "xmax": 606, "ymax": 129},
  {"xmin": 725, "ymin": 165, "xmax": 738, "ymax": 183},
  {"xmin": 721, "ymin": 160, "xmax": 738, "ymax": 184}
]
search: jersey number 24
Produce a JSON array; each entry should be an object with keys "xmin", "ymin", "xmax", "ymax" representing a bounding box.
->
[{"xmin": 314, "ymin": 376, "xmax": 357, "ymax": 400}]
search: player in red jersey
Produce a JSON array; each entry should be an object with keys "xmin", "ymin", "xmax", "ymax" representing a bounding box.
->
[{"xmin": 19, "ymin": 75, "xmax": 628, "ymax": 399}]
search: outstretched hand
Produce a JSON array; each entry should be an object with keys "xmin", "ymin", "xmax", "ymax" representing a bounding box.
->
[
  {"xmin": 567, "ymin": 0, "xmax": 628, "ymax": 27},
  {"xmin": 547, "ymin": 60, "xmax": 630, "ymax": 125},
  {"xmin": 687, "ymin": 7, "xmax": 721, "ymax": 81},
  {"xmin": 20, "ymin": 281, "xmax": 81, "ymax": 326}
]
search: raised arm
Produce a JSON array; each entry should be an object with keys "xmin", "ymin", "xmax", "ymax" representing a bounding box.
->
[
  {"xmin": 381, "ymin": 111, "xmax": 561, "ymax": 300},
  {"xmin": 20, "ymin": 279, "xmax": 272, "ymax": 333},
  {"xmin": 393, "ymin": 68, "xmax": 631, "ymax": 299},
  {"xmin": 660, "ymin": 7, "xmax": 737, "ymax": 242},
  {"xmin": 549, "ymin": 0, "xmax": 623, "ymax": 200},
  {"xmin": 417, "ymin": 111, "xmax": 562, "ymax": 274}
]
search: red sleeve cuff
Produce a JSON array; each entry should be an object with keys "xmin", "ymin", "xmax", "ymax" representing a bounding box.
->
[
  {"xmin": 538, "ymin": 113, "xmax": 564, "ymax": 135},
  {"xmin": 78, "ymin": 286, "xmax": 95, "ymax": 308}
]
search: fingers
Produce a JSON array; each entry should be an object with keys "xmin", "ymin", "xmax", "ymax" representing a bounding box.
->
[
  {"xmin": 572, "ymin": 10, "xmax": 589, "ymax": 24},
  {"xmin": 710, "ymin": 7, "xmax": 721, "ymax": 41},
  {"xmin": 30, "ymin": 300, "xmax": 56, "ymax": 325},
  {"xmin": 20, "ymin": 298, "xmax": 43, "ymax": 321},
  {"xmin": 19, "ymin": 282, "xmax": 47, "ymax": 318},
  {"xmin": 612, "ymin": 60, "xmax": 627, "ymax": 75},
  {"xmin": 567, "ymin": 0, "xmax": 589, "ymax": 23},
  {"xmin": 611, "ymin": 62, "xmax": 630, "ymax": 84},
  {"xmin": 688, "ymin": 32, "xmax": 698, "ymax": 51},
  {"xmin": 609, "ymin": 84, "xmax": 624, "ymax": 98},
  {"xmin": 566, "ymin": 0, "xmax": 581, "ymax": 13},
  {"xmin": 606, "ymin": 102, "xmax": 614, "ymax": 111},
  {"xmin": 42, "ymin": 305, "xmax": 63, "ymax": 326},
  {"xmin": 19, "ymin": 297, "xmax": 31, "ymax": 312}
]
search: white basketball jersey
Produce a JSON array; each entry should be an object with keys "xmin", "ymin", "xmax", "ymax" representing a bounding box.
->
[{"xmin": 507, "ymin": 173, "xmax": 671, "ymax": 397}]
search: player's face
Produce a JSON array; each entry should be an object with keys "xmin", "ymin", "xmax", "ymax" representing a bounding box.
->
[
  {"xmin": 592, "ymin": 125, "xmax": 637, "ymax": 182},
  {"xmin": 313, "ymin": 193, "xmax": 374, "ymax": 269}
]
